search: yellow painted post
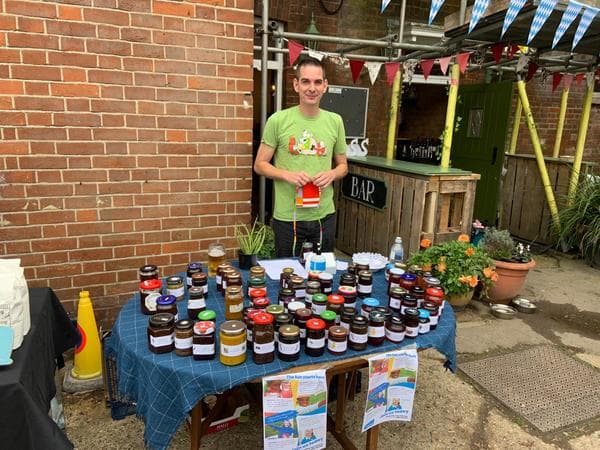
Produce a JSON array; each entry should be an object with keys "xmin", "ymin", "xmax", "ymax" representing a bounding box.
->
[
  {"xmin": 567, "ymin": 83, "xmax": 594, "ymax": 205},
  {"xmin": 440, "ymin": 64, "xmax": 460, "ymax": 169},
  {"xmin": 516, "ymin": 80, "xmax": 560, "ymax": 230},
  {"xmin": 552, "ymin": 86, "xmax": 570, "ymax": 158},
  {"xmin": 386, "ymin": 69, "xmax": 403, "ymax": 160},
  {"xmin": 508, "ymin": 97, "xmax": 522, "ymax": 155}
]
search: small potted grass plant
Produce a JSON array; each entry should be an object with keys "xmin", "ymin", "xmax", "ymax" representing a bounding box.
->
[{"xmin": 235, "ymin": 219, "xmax": 267, "ymax": 270}]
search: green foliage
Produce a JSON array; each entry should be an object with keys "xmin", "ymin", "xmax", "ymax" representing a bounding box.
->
[
  {"xmin": 480, "ymin": 228, "xmax": 514, "ymax": 261},
  {"xmin": 557, "ymin": 175, "xmax": 600, "ymax": 265},
  {"xmin": 408, "ymin": 239, "xmax": 496, "ymax": 295},
  {"xmin": 235, "ymin": 219, "xmax": 267, "ymax": 255},
  {"xmin": 257, "ymin": 224, "xmax": 275, "ymax": 259}
]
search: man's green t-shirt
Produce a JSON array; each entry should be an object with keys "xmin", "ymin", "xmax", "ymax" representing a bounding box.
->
[{"xmin": 261, "ymin": 106, "xmax": 347, "ymax": 222}]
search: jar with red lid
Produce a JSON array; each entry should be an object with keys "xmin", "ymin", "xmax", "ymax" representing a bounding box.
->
[
  {"xmin": 399, "ymin": 273, "xmax": 417, "ymax": 291},
  {"xmin": 294, "ymin": 307, "xmax": 312, "ymax": 345},
  {"xmin": 410, "ymin": 286, "xmax": 426, "ymax": 308},
  {"xmin": 387, "ymin": 268, "xmax": 404, "ymax": 294},
  {"xmin": 326, "ymin": 294, "xmax": 344, "ymax": 324},
  {"xmin": 245, "ymin": 309, "xmax": 262, "ymax": 345},
  {"xmin": 247, "ymin": 276, "xmax": 267, "ymax": 298},
  {"xmin": 305, "ymin": 318, "xmax": 326, "ymax": 357},
  {"xmin": 252, "ymin": 312, "xmax": 275, "ymax": 364},
  {"xmin": 338, "ymin": 285, "xmax": 357, "ymax": 309},
  {"xmin": 422, "ymin": 302, "xmax": 440, "ymax": 330},
  {"xmin": 250, "ymin": 286, "xmax": 267, "ymax": 302},
  {"xmin": 388, "ymin": 287, "xmax": 407, "ymax": 314},
  {"xmin": 252, "ymin": 297, "xmax": 270, "ymax": 310},
  {"xmin": 401, "ymin": 295, "xmax": 418, "ymax": 315},
  {"xmin": 192, "ymin": 320, "xmax": 215, "ymax": 360},
  {"xmin": 425, "ymin": 286, "xmax": 444, "ymax": 305},
  {"xmin": 140, "ymin": 279, "xmax": 162, "ymax": 315},
  {"xmin": 403, "ymin": 308, "xmax": 419, "ymax": 338}
]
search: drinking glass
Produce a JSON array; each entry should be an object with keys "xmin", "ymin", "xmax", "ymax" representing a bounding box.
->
[{"xmin": 207, "ymin": 243, "xmax": 226, "ymax": 277}]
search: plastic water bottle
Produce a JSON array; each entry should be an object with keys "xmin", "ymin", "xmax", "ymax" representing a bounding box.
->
[
  {"xmin": 309, "ymin": 243, "xmax": 326, "ymax": 273},
  {"xmin": 389, "ymin": 237, "xmax": 404, "ymax": 263}
]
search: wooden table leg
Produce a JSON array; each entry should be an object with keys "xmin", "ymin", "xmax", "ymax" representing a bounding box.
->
[
  {"xmin": 366, "ymin": 424, "xmax": 379, "ymax": 450},
  {"xmin": 190, "ymin": 402, "xmax": 202, "ymax": 450},
  {"xmin": 335, "ymin": 370, "xmax": 348, "ymax": 434}
]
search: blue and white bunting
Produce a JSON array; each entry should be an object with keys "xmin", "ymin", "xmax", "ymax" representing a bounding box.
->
[
  {"xmin": 469, "ymin": 0, "xmax": 490, "ymax": 33},
  {"xmin": 501, "ymin": 0, "xmax": 527, "ymax": 38},
  {"xmin": 381, "ymin": 0, "xmax": 392, "ymax": 13},
  {"xmin": 527, "ymin": 0, "xmax": 558, "ymax": 44},
  {"xmin": 572, "ymin": 4, "xmax": 600, "ymax": 49},
  {"xmin": 428, "ymin": 0, "xmax": 446, "ymax": 25},
  {"xmin": 553, "ymin": 1, "xmax": 583, "ymax": 48}
]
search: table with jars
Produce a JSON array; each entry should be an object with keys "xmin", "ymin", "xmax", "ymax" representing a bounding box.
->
[{"xmin": 104, "ymin": 260, "xmax": 457, "ymax": 450}]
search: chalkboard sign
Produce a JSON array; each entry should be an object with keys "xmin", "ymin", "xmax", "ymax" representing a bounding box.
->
[
  {"xmin": 341, "ymin": 172, "xmax": 387, "ymax": 210},
  {"xmin": 321, "ymin": 85, "xmax": 369, "ymax": 138}
]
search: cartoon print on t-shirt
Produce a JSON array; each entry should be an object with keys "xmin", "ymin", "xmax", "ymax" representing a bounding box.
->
[{"xmin": 288, "ymin": 130, "xmax": 327, "ymax": 156}]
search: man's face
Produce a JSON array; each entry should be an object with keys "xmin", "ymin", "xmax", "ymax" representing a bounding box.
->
[{"xmin": 293, "ymin": 64, "xmax": 328, "ymax": 108}]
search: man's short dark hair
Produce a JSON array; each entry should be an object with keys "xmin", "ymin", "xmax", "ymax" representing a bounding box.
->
[{"xmin": 294, "ymin": 57, "xmax": 326, "ymax": 80}]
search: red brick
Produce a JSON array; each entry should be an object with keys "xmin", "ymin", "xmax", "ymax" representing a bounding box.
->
[
  {"xmin": 67, "ymin": 222, "xmax": 112, "ymax": 237},
  {"xmin": 6, "ymin": 1, "xmax": 57, "ymax": 18},
  {"xmin": 83, "ymin": 8, "xmax": 129, "ymax": 26},
  {"xmin": 0, "ymin": 80, "xmax": 24, "ymax": 94},
  {"xmin": 17, "ymin": 17, "xmax": 45, "ymax": 33},
  {"xmin": 87, "ymin": 39, "xmax": 131, "ymax": 56},
  {"xmin": 58, "ymin": 5, "xmax": 82, "ymax": 20},
  {"xmin": 152, "ymin": 0, "xmax": 194, "ymax": 17},
  {"xmin": 51, "ymin": 83, "xmax": 99, "ymax": 97}
]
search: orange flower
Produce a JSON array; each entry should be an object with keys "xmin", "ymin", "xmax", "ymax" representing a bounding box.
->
[
  {"xmin": 437, "ymin": 261, "xmax": 446, "ymax": 273},
  {"xmin": 465, "ymin": 246, "xmax": 474, "ymax": 257},
  {"xmin": 468, "ymin": 275, "xmax": 478, "ymax": 287},
  {"xmin": 457, "ymin": 234, "xmax": 470, "ymax": 243},
  {"xmin": 491, "ymin": 272, "xmax": 499, "ymax": 282},
  {"xmin": 422, "ymin": 263, "xmax": 432, "ymax": 271},
  {"xmin": 459, "ymin": 275, "xmax": 470, "ymax": 284},
  {"xmin": 420, "ymin": 238, "xmax": 432, "ymax": 249},
  {"xmin": 483, "ymin": 267, "xmax": 494, "ymax": 278}
]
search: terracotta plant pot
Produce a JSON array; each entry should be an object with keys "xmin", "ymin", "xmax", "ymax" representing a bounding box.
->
[
  {"xmin": 446, "ymin": 289, "xmax": 474, "ymax": 308},
  {"xmin": 486, "ymin": 258, "xmax": 536, "ymax": 304}
]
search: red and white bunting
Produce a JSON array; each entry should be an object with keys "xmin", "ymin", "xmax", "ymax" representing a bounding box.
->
[
  {"xmin": 420, "ymin": 59, "xmax": 435, "ymax": 80},
  {"xmin": 438, "ymin": 56, "xmax": 452, "ymax": 75},
  {"xmin": 491, "ymin": 42, "xmax": 505, "ymax": 64},
  {"xmin": 563, "ymin": 73, "xmax": 574, "ymax": 89},
  {"xmin": 385, "ymin": 62, "xmax": 400, "ymax": 86},
  {"xmin": 455, "ymin": 52, "xmax": 471, "ymax": 74},
  {"xmin": 552, "ymin": 72, "xmax": 563, "ymax": 92},
  {"xmin": 349, "ymin": 59, "xmax": 365, "ymax": 84},
  {"xmin": 288, "ymin": 40, "xmax": 304, "ymax": 66}
]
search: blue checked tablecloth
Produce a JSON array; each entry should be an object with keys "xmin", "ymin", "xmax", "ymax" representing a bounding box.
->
[{"xmin": 105, "ymin": 263, "xmax": 457, "ymax": 450}]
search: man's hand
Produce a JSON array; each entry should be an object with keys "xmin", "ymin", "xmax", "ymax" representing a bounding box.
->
[
  {"xmin": 312, "ymin": 169, "xmax": 336, "ymax": 188},
  {"xmin": 287, "ymin": 170, "xmax": 312, "ymax": 187}
]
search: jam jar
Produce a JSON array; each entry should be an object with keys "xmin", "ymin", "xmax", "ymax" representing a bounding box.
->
[
  {"xmin": 278, "ymin": 288, "xmax": 295, "ymax": 310},
  {"xmin": 139, "ymin": 264, "xmax": 158, "ymax": 282},
  {"xmin": 349, "ymin": 315, "xmax": 369, "ymax": 351},
  {"xmin": 355, "ymin": 260, "xmax": 369, "ymax": 272},
  {"xmin": 248, "ymin": 277, "xmax": 267, "ymax": 298},
  {"xmin": 174, "ymin": 319, "xmax": 193, "ymax": 357},
  {"xmin": 219, "ymin": 320, "xmax": 247, "ymax": 366},
  {"xmin": 374, "ymin": 306, "xmax": 392, "ymax": 323},
  {"xmin": 425, "ymin": 287, "xmax": 445, "ymax": 310},
  {"xmin": 360, "ymin": 297, "xmax": 380, "ymax": 318},
  {"xmin": 411, "ymin": 286, "xmax": 425, "ymax": 308},
  {"xmin": 266, "ymin": 304, "xmax": 284, "ymax": 316},
  {"xmin": 225, "ymin": 271, "xmax": 242, "ymax": 292},
  {"xmin": 319, "ymin": 310, "xmax": 336, "ymax": 338},
  {"xmin": 274, "ymin": 313, "xmax": 292, "ymax": 343},
  {"xmin": 287, "ymin": 301, "xmax": 305, "ymax": 317},
  {"xmin": 418, "ymin": 309, "xmax": 431, "ymax": 334},
  {"xmin": 318, "ymin": 272, "xmax": 333, "ymax": 295},
  {"xmin": 400, "ymin": 273, "xmax": 417, "ymax": 291},
  {"xmin": 186, "ymin": 262, "xmax": 202, "ymax": 288},
  {"xmin": 327, "ymin": 325, "xmax": 348, "ymax": 356},
  {"xmin": 156, "ymin": 295, "xmax": 178, "ymax": 321},
  {"xmin": 252, "ymin": 313, "xmax": 275, "ymax": 364},
  {"xmin": 326, "ymin": 294, "xmax": 344, "ymax": 323},
  {"xmin": 245, "ymin": 309, "xmax": 261, "ymax": 345},
  {"xmin": 148, "ymin": 313, "xmax": 174, "ymax": 354},
  {"xmin": 294, "ymin": 308, "xmax": 312, "ymax": 344},
  {"xmin": 307, "ymin": 271, "xmax": 321, "ymax": 282},
  {"xmin": 401, "ymin": 295, "xmax": 418, "ymax": 315},
  {"xmin": 403, "ymin": 308, "xmax": 420, "ymax": 339},
  {"xmin": 220, "ymin": 267, "xmax": 236, "ymax": 293},
  {"xmin": 311, "ymin": 293, "xmax": 328, "ymax": 317},
  {"xmin": 193, "ymin": 320, "xmax": 215, "ymax": 360},
  {"xmin": 305, "ymin": 280, "xmax": 321, "ymax": 309},
  {"xmin": 388, "ymin": 287, "xmax": 407, "ymax": 314},
  {"xmin": 140, "ymin": 279, "xmax": 162, "ymax": 315},
  {"xmin": 340, "ymin": 306, "xmax": 356, "ymax": 330},
  {"xmin": 422, "ymin": 302, "xmax": 440, "ymax": 330},
  {"xmin": 289, "ymin": 275, "xmax": 306, "ymax": 301},
  {"xmin": 388, "ymin": 268, "xmax": 404, "ymax": 294},
  {"xmin": 252, "ymin": 296, "xmax": 270, "ymax": 310},
  {"xmin": 424, "ymin": 276, "xmax": 442, "ymax": 289},
  {"xmin": 280, "ymin": 267, "xmax": 294, "ymax": 289},
  {"xmin": 357, "ymin": 270, "xmax": 373, "ymax": 297},
  {"xmin": 277, "ymin": 324, "xmax": 300, "ymax": 362},
  {"xmin": 225, "ymin": 286, "xmax": 243, "ymax": 320},
  {"xmin": 299, "ymin": 241, "xmax": 313, "ymax": 265},
  {"xmin": 385, "ymin": 315, "xmax": 405, "ymax": 343},
  {"xmin": 338, "ymin": 285, "xmax": 357, "ymax": 309},
  {"xmin": 187, "ymin": 286, "xmax": 206, "ymax": 320},
  {"xmin": 305, "ymin": 318, "xmax": 326, "ymax": 357},
  {"xmin": 368, "ymin": 311, "xmax": 386, "ymax": 346},
  {"xmin": 339, "ymin": 272, "xmax": 357, "ymax": 288},
  {"xmin": 216, "ymin": 263, "xmax": 231, "ymax": 292},
  {"xmin": 249, "ymin": 265, "xmax": 266, "ymax": 279},
  {"xmin": 191, "ymin": 272, "xmax": 208, "ymax": 296}
]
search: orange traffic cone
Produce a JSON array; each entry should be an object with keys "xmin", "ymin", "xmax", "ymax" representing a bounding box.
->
[{"xmin": 71, "ymin": 291, "xmax": 102, "ymax": 379}]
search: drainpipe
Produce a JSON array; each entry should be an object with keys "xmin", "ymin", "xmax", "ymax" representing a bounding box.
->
[
  {"xmin": 508, "ymin": 97, "xmax": 522, "ymax": 155},
  {"xmin": 552, "ymin": 86, "xmax": 570, "ymax": 158},
  {"xmin": 459, "ymin": 0, "xmax": 467, "ymax": 25},
  {"xmin": 440, "ymin": 64, "xmax": 460, "ymax": 169},
  {"xmin": 259, "ymin": 0, "xmax": 269, "ymax": 223}
]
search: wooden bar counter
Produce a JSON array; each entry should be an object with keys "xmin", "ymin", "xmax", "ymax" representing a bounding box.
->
[{"xmin": 335, "ymin": 155, "xmax": 480, "ymax": 257}]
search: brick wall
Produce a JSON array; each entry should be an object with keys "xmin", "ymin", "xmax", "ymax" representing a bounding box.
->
[{"xmin": 0, "ymin": 0, "xmax": 254, "ymax": 326}]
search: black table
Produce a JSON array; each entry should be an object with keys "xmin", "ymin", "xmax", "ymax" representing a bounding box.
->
[{"xmin": 0, "ymin": 287, "xmax": 79, "ymax": 450}]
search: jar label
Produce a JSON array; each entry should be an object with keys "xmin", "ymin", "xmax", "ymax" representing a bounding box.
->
[
  {"xmin": 312, "ymin": 304, "xmax": 326, "ymax": 315},
  {"xmin": 400, "ymin": 305, "xmax": 407, "ymax": 315},
  {"xmin": 328, "ymin": 339, "xmax": 347, "ymax": 353},
  {"xmin": 221, "ymin": 341, "xmax": 246, "ymax": 357},
  {"xmin": 307, "ymin": 337, "xmax": 325, "ymax": 349},
  {"xmin": 322, "ymin": 287, "xmax": 332, "ymax": 294},
  {"xmin": 193, "ymin": 343, "xmax": 215, "ymax": 356},
  {"xmin": 385, "ymin": 329, "xmax": 405, "ymax": 342},
  {"xmin": 150, "ymin": 334, "xmax": 173, "ymax": 348},
  {"xmin": 419, "ymin": 323, "xmax": 431, "ymax": 334},
  {"xmin": 168, "ymin": 286, "xmax": 185, "ymax": 298},
  {"xmin": 145, "ymin": 293, "xmax": 160, "ymax": 312},
  {"xmin": 345, "ymin": 301, "xmax": 356, "ymax": 309},
  {"xmin": 175, "ymin": 336, "xmax": 193, "ymax": 349},
  {"xmin": 188, "ymin": 298, "xmax": 206, "ymax": 309},
  {"xmin": 368, "ymin": 326, "xmax": 385, "ymax": 338},
  {"xmin": 389, "ymin": 281, "xmax": 400, "ymax": 289},
  {"xmin": 357, "ymin": 284, "xmax": 372, "ymax": 294},
  {"xmin": 340, "ymin": 321, "xmax": 351, "ymax": 331},
  {"xmin": 203, "ymin": 285, "xmax": 208, "ymax": 295},
  {"xmin": 299, "ymin": 328, "xmax": 306, "ymax": 339},
  {"xmin": 389, "ymin": 298, "xmax": 401, "ymax": 309},
  {"xmin": 294, "ymin": 289, "xmax": 306, "ymax": 299},
  {"xmin": 222, "ymin": 280, "xmax": 227, "ymax": 290},
  {"xmin": 186, "ymin": 276, "xmax": 193, "ymax": 286},
  {"xmin": 305, "ymin": 293, "xmax": 313, "ymax": 303},
  {"xmin": 429, "ymin": 315, "xmax": 439, "ymax": 326},
  {"xmin": 254, "ymin": 341, "xmax": 275, "ymax": 355},
  {"xmin": 247, "ymin": 329, "xmax": 253, "ymax": 342},
  {"xmin": 278, "ymin": 341, "xmax": 300, "ymax": 355},
  {"xmin": 229, "ymin": 303, "xmax": 243, "ymax": 313},
  {"xmin": 361, "ymin": 309, "xmax": 370, "ymax": 318},
  {"xmin": 405, "ymin": 326, "xmax": 418, "ymax": 337},
  {"xmin": 216, "ymin": 275, "xmax": 222, "ymax": 285},
  {"xmin": 349, "ymin": 332, "xmax": 368, "ymax": 344}
]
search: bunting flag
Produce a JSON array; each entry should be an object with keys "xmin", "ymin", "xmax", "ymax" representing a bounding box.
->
[
  {"xmin": 439, "ymin": 56, "xmax": 452, "ymax": 75},
  {"xmin": 288, "ymin": 40, "xmax": 304, "ymax": 66},
  {"xmin": 575, "ymin": 73, "xmax": 585, "ymax": 85},
  {"xmin": 349, "ymin": 59, "xmax": 365, "ymax": 84},
  {"xmin": 381, "ymin": 0, "xmax": 392, "ymax": 13},
  {"xmin": 501, "ymin": 0, "xmax": 527, "ymax": 38},
  {"xmin": 572, "ymin": 4, "xmax": 600, "ymax": 50},
  {"xmin": 526, "ymin": 62, "xmax": 539, "ymax": 81},
  {"xmin": 308, "ymin": 50, "xmax": 325, "ymax": 61},
  {"xmin": 507, "ymin": 44, "xmax": 519, "ymax": 59},
  {"xmin": 420, "ymin": 59, "xmax": 435, "ymax": 80},
  {"xmin": 516, "ymin": 55, "xmax": 529, "ymax": 72},
  {"xmin": 384, "ymin": 62, "xmax": 400, "ymax": 86},
  {"xmin": 365, "ymin": 61, "xmax": 382, "ymax": 85},
  {"xmin": 553, "ymin": 1, "xmax": 583, "ymax": 48},
  {"xmin": 563, "ymin": 73, "xmax": 574, "ymax": 89},
  {"xmin": 491, "ymin": 42, "xmax": 505, "ymax": 64},
  {"xmin": 527, "ymin": 0, "xmax": 558, "ymax": 44},
  {"xmin": 552, "ymin": 72, "xmax": 563, "ymax": 91},
  {"xmin": 456, "ymin": 52, "xmax": 471, "ymax": 74},
  {"xmin": 469, "ymin": 0, "xmax": 491, "ymax": 33},
  {"xmin": 429, "ymin": 0, "xmax": 446, "ymax": 25}
]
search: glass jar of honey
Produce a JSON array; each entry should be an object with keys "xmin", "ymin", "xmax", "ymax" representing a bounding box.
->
[
  {"xmin": 219, "ymin": 320, "xmax": 247, "ymax": 366},
  {"xmin": 225, "ymin": 286, "xmax": 243, "ymax": 320}
]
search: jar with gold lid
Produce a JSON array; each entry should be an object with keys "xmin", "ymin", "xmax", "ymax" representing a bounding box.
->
[
  {"xmin": 216, "ymin": 263, "xmax": 232, "ymax": 292},
  {"xmin": 357, "ymin": 270, "xmax": 373, "ymax": 298},
  {"xmin": 187, "ymin": 286, "xmax": 206, "ymax": 320},
  {"xmin": 166, "ymin": 275, "xmax": 185, "ymax": 301},
  {"xmin": 305, "ymin": 318, "xmax": 326, "ymax": 357},
  {"xmin": 278, "ymin": 288, "xmax": 295, "ymax": 310},
  {"xmin": 278, "ymin": 324, "xmax": 300, "ymax": 361},
  {"xmin": 219, "ymin": 320, "xmax": 247, "ymax": 366},
  {"xmin": 305, "ymin": 280, "xmax": 321, "ymax": 309},
  {"xmin": 174, "ymin": 319, "xmax": 193, "ymax": 357},
  {"xmin": 280, "ymin": 267, "xmax": 294, "ymax": 289},
  {"xmin": 191, "ymin": 272, "xmax": 208, "ymax": 296},
  {"xmin": 294, "ymin": 307, "xmax": 312, "ymax": 344},
  {"xmin": 220, "ymin": 267, "xmax": 237, "ymax": 293},
  {"xmin": 327, "ymin": 325, "xmax": 348, "ymax": 355},
  {"xmin": 289, "ymin": 275, "xmax": 306, "ymax": 301},
  {"xmin": 225, "ymin": 286, "xmax": 243, "ymax": 320}
]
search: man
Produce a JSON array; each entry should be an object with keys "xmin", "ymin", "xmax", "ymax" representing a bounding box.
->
[{"xmin": 254, "ymin": 57, "xmax": 348, "ymax": 257}]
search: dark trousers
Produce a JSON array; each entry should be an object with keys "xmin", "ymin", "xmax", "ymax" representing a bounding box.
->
[{"xmin": 272, "ymin": 213, "xmax": 336, "ymax": 258}]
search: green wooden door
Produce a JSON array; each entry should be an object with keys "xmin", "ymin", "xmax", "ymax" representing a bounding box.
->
[{"xmin": 451, "ymin": 81, "xmax": 513, "ymax": 224}]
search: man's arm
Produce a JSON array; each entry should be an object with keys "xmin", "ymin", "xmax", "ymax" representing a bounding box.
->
[
  {"xmin": 312, "ymin": 153, "xmax": 348, "ymax": 189},
  {"xmin": 254, "ymin": 143, "xmax": 312, "ymax": 187}
]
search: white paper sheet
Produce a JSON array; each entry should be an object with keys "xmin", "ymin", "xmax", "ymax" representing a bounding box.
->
[{"xmin": 258, "ymin": 259, "xmax": 308, "ymax": 280}]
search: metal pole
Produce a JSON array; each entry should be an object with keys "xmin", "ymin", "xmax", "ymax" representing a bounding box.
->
[
  {"xmin": 552, "ymin": 86, "xmax": 569, "ymax": 158},
  {"xmin": 259, "ymin": 0, "xmax": 269, "ymax": 223},
  {"xmin": 567, "ymin": 82, "xmax": 594, "ymax": 205},
  {"xmin": 337, "ymin": 34, "xmax": 398, "ymax": 54},
  {"xmin": 508, "ymin": 96, "xmax": 522, "ymax": 155},
  {"xmin": 516, "ymin": 79, "xmax": 560, "ymax": 230},
  {"xmin": 440, "ymin": 64, "xmax": 460, "ymax": 169},
  {"xmin": 459, "ymin": 0, "xmax": 467, "ymax": 24}
]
